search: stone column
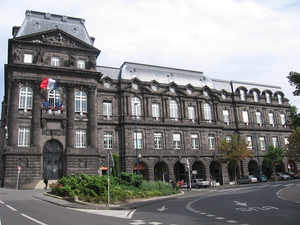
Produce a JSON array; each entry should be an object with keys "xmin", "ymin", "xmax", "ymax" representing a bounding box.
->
[
  {"xmin": 7, "ymin": 81, "xmax": 19, "ymax": 147},
  {"xmin": 32, "ymin": 83, "xmax": 41, "ymax": 152},
  {"xmin": 67, "ymin": 86, "xmax": 75, "ymax": 151},
  {"xmin": 88, "ymin": 85, "xmax": 97, "ymax": 149}
]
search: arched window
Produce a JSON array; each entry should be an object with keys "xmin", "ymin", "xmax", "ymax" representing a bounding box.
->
[
  {"xmin": 277, "ymin": 94, "xmax": 282, "ymax": 104},
  {"xmin": 265, "ymin": 93, "xmax": 271, "ymax": 104},
  {"xmin": 19, "ymin": 87, "xmax": 33, "ymax": 109},
  {"xmin": 131, "ymin": 97, "xmax": 141, "ymax": 116},
  {"xmin": 169, "ymin": 100, "xmax": 178, "ymax": 119},
  {"xmin": 75, "ymin": 91, "xmax": 87, "ymax": 112},
  {"xmin": 204, "ymin": 103, "xmax": 212, "ymax": 121},
  {"xmin": 240, "ymin": 90, "xmax": 246, "ymax": 101},
  {"xmin": 253, "ymin": 91, "xmax": 259, "ymax": 102}
]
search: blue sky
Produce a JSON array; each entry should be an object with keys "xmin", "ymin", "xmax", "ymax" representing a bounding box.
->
[{"xmin": 1, "ymin": 0, "xmax": 300, "ymax": 113}]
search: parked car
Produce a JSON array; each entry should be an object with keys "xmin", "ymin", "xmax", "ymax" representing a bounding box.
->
[
  {"xmin": 270, "ymin": 172, "xmax": 291, "ymax": 181},
  {"xmin": 237, "ymin": 175, "xmax": 258, "ymax": 184},
  {"xmin": 285, "ymin": 172, "xmax": 298, "ymax": 179},
  {"xmin": 191, "ymin": 179, "xmax": 210, "ymax": 188},
  {"xmin": 257, "ymin": 174, "xmax": 267, "ymax": 182}
]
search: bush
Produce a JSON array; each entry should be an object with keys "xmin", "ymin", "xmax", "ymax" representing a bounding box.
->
[{"xmin": 50, "ymin": 172, "xmax": 180, "ymax": 203}]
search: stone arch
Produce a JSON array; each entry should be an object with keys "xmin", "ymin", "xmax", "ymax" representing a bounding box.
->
[
  {"xmin": 133, "ymin": 161, "xmax": 149, "ymax": 180},
  {"xmin": 262, "ymin": 160, "xmax": 272, "ymax": 179},
  {"xmin": 248, "ymin": 160, "xmax": 259, "ymax": 177},
  {"xmin": 209, "ymin": 160, "xmax": 223, "ymax": 185},
  {"xmin": 174, "ymin": 161, "xmax": 185, "ymax": 182},
  {"xmin": 43, "ymin": 139, "xmax": 63, "ymax": 180},
  {"xmin": 154, "ymin": 161, "xmax": 169, "ymax": 182},
  {"xmin": 227, "ymin": 160, "xmax": 240, "ymax": 182},
  {"xmin": 192, "ymin": 160, "xmax": 206, "ymax": 180}
]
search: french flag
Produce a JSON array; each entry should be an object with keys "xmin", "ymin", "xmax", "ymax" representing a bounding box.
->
[{"xmin": 40, "ymin": 78, "xmax": 57, "ymax": 90}]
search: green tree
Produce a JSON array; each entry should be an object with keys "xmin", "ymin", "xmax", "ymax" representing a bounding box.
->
[
  {"xmin": 112, "ymin": 154, "xmax": 120, "ymax": 176},
  {"xmin": 286, "ymin": 105, "xmax": 300, "ymax": 129},
  {"xmin": 217, "ymin": 134, "xmax": 253, "ymax": 184},
  {"xmin": 263, "ymin": 146, "xmax": 283, "ymax": 181},
  {"xmin": 286, "ymin": 128, "xmax": 300, "ymax": 162},
  {"xmin": 287, "ymin": 71, "xmax": 300, "ymax": 96}
]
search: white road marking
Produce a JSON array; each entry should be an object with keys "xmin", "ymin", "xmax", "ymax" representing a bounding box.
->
[
  {"xmin": 226, "ymin": 220, "xmax": 238, "ymax": 223},
  {"xmin": 21, "ymin": 214, "xmax": 47, "ymax": 225},
  {"xmin": 71, "ymin": 208, "xmax": 135, "ymax": 219},
  {"xmin": 0, "ymin": 201, "xmax": 5, "ymax": 204},
  {"xmin": 5, "ymin": 205, "xmax": 17, "ymax": 211}
]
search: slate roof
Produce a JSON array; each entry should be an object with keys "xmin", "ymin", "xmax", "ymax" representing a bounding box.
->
[{"xmin": 15, "ymin": 10, "xmax": 94, "ymax": 46}]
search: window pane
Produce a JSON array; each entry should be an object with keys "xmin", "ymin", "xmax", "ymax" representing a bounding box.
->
[
  {"xmin": 134, "ymin": 132, "xmax": 143, "ymax": 149},
  {"xmin": 76, "ymin": 130, "xmax": 86, "ymax": 148},
  {"xmin": 24, "ymin": 54, "xmax": 33, "ymax": 63},
  {"xmin": 18, "ymin": 127, "xmax": 30, "ymax": 146},
  {"xmin": 223, "ymin": 110, "xmax": 230, "ymax": 123},
  {"xmin": 188, "ymin": 106, "xmax": 195, "ymax": 120},
  {"xmin": 104, "ymin": 132, "xmax": 113, "ymax": 149},
  {"xmin": 152, "ymin": 103, "xmax": 160, "ymax": 118},
  {"xmin": 103, "ymin": 101, "xmax": 112, "ymax": 116},
  {"xmin": 242, "ymin": 111, "xmax": 249, "ymax": 123},
  {"xmin": 131, "ymin": 97, "xmax": 141, "ymax": 116},
  {"xmin": 19, "ymin": 87, "xmax": 33, "ymax": 109},
  {"xmin": 170, "ymin": 100, "xmax": 178, "ymax": 118},
  {"xmin": 75, "ymin": 91, "xmax": 87, "ymax": 112},
  {"xmin": 154, "ymin": 133, "xmax": 162, "ymax": 149},
  {"xmin": 204, "ymin": 103, "xmax": 212, "ymax": 120},
  {"xmin": 191, "ymin": 134, "xmax": 199, "ymax": 149}
]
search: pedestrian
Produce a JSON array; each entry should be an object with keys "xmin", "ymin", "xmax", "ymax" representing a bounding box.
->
[{"xmin": 44, "ymin": 176, "xmax": 48, "ymax": 190}]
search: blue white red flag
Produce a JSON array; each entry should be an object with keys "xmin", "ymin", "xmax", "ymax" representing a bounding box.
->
[{"xmin": 40, "ymin": 78, "xmax": 57, "ymax": 90}]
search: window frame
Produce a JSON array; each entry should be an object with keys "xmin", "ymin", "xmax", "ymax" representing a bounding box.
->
[
  {"xmin": 134, "ymin": 132, "xmax": 143, "ymax": 149},
  {"xmin": 131, "ymin": 97, "xmax": 141, "ymax": 116},
  {"xmin": 152, "ymin": 103, "xmax": 160, "ymax": 118},
  {"xmin": 77, "ymin": 59, "xmax": 85, "ymax": 69},
  {"xmin": 169, "ymin": 100, "xmax": 178, "ymax": 119},
  {"xmin": 76, "ymin": 130, "xmax": 86, "ymax": 148},
  {"xmin": 154, "ymin": 133, "xmax": 163, "ymax": 149},
  {"xmin": 19, "ymin": 86, "xmax": 33, "ymax": 109},
  {"xmin": 24, "ymin": 53, "xmax": 33, "ymax": 63},
  {"xmin": 75, "ymin": 91, "xmax": 87, "ymax": 112},
  {"xmin": 51, "ymin": 56, "xmax": 60, "ymax": 66},
  {"xmin": 191, "ymin": 134, "xmax": 199, "ymax": 149},
  {"xmin": 223, "ymin": 109, "xmax": 230, "ymax": 124},
  {"xmin": 18, "ymin": 127, "xmax": 30, "ymax": 147},
  {"xmin": 173, "ymin": 133, "xmax": 181, "ymax": 149},
  {"xmin": 208, "ymin": 134, "xmax": 216, "ymax": 150},
  {"xmin": 259, "ymin": 137, "xmax": 266, "ymax": 150},
  {"xmin": 104, "ymin": 132, "xmax": 113, "ymax": 149},
  {"xmin": 188, "ymin": 106, "xmax": 195, "ymax": 120},
  {"xmin": 103, "ymin": 101, "xmax": 112, "ymax": 116},
  {"xmin": 204, "ymin": 103, "xmax": 212, "ymax": 121}
]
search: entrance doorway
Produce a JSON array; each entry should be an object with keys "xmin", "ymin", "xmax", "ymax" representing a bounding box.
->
[{"xmin": 43, "ymin": 140, "xmax": 63, "ymax": 180}]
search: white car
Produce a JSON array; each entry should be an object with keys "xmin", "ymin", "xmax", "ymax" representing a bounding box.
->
[
  {"xmin": 191, "ymin": 179, "xmax": 210, "ymax": 188},
  {"xmin": 271, "ymin": 172, "xmax": 291, "ymax": 181}
]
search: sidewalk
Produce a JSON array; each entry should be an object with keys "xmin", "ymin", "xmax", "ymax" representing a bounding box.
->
[{"xmin": 32, "ymin": 188, "xmax": 199, "ymax": 210}]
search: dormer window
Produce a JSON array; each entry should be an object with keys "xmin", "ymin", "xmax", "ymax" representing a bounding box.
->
[
  {"xmin": 266, "ymin": 93, "xmax": 271, "ymax": 103},
  {"xmin": 253, "ymin": 91, "xmax": 259, "ymax": 102},
  {"xmin": 278, "ymin": 94, "xmax": 282, "ymax": 104},
  {"xmin": 51, "ymin": 56, "xmax": 60, "ymax": 66},
  {"xmin": 24, "ymin": 53, "xmax": 33, "ymax": 63},
  {"xmin": 240, "ymin": 90, "xmax": 245, "ymax": 101},
  {"xmin": 77, "ymin": 60, "xmax": 85, "ymax": 69}
]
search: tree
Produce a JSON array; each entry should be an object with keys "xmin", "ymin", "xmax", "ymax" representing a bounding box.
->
[
  {"xmin": 287, "ymin": 71, "xmax": 300, "ymax": 96},
  {"xmin": 286, "ymin": 128, "xmax": 300, "ymax": 162},
  {"xmin": 263, "ymin": 146, "xmax": 283, "ymax": 181},
  {"xmin": 111, "ymin": 154, "xmax": 120, "ymax": 177},
  {"xmin": 217, "ymin": 134, "xmax": 253, "ymax": 184},
  {"xmin": 286, "ymin": 105, "xmax": 300, "ymax": 129}
]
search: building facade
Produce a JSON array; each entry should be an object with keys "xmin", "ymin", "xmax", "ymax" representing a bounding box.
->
[{"xmin": 0, "ymin": 10, "xmax": 297, "ymax": 188}]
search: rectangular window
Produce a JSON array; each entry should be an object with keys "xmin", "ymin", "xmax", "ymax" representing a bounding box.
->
[
  {"xmin": 272, "ymin": 137, "xmax": 278, "ymax": 148},
  {"xmin": 268, "ymin": 113, "xmax": 275, "ymax": 126},
  {"xmin": 51, "ymin": 56, "xmax": 60, "ymax": 66},
  {"xmin": 77, "ymin": 60, "xmax": 85, "ymax": 69},
  {"xmin": 24, "ymin": 53, "xmax": 33, "ymax": 63},
  {"xmin": 246, "ymin": 136, "xmax": 252, "ymax": 149},
  {"xmin": 191, "ymin": 134, "xmax": 199, "ymax": 149},
  {"xmin": 154, "ymin": 133, "xmax": 163, "ymax": 149},
  {"xmin": 208, "ymin": 134, "xmax": 216, "ymax": 150},
  {"xmin": 259, "ymin": 137, "xmax": 266, "ymax": 150},
  {"xmin": 188, "ymin": 106, "xmax": 195, "ymax": 120},
  {"xmin": 152, "ymin": 103, "xmax": 160, "ymax": 118},
  {"xmin": 134, "ymin": 132, "xmax": 143, "ymax": 149},
  {"xmin": 170, "ymin": 100, "xmax": 178, "ymax": 119},
  {"xmin": 256, "ymin": 112, "xmax": 262, "ymax": 125},
  {"xmin": 204, "ymin": 103, "xmax": 212, "ymax": 121},
  {"xmin": 18, "ymin": 127, "xmax": 30, "ymax": 146},
  {"xmin": 280, "ymin": 114, "xmax": 286, "ymax": 126},
  {"xmin": 76, "ymin": 130, "xmax": 86, "ymax": 148},
  {"xmin": 240, "ymin": 90, "xmax": 245, "ymax": 101},
  {"xmin": 284, "ymin": 138, "xmax": 289, "ymax": 145},
  {"xmin": 173, "ymin": 133, "xmax": 181, "ymax": 149},
  {"xmin": 242, "ymin": 111, "xmax": 249, "ymax": 124},
  {"xmin": 103, "ymin": 101, "xmax": 112, "ymax": 116},
  {"xmin": 223, "ymin": 110, "xmax": 230, "ymax": 124},
  {"xmin": 104, "ymin": 132, "xmax": 113, "ymax": 149}
]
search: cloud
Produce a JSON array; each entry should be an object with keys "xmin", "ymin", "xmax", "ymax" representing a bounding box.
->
[{"xmin": 1, "ymin": 0, "xmax": 300, "ymax": 111}]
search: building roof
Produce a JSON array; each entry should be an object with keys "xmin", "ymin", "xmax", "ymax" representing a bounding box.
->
[
  {"xmin": 15, "ymin": 10, "xmax": 94, "ymax": 46},
  {"xmin": 120, "ymin": 62, "xmax": 215, "ymax": 89}
]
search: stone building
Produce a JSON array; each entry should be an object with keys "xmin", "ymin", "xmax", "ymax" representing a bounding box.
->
[{"xmin": 0, "ymin": 10, "xmax": 296, "ymax": 188}]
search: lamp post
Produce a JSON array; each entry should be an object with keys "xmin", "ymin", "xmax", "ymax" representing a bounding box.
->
[
  {"xmin": 134, "ymin": 103, "xmax": 139, "ymax": 175},
  {"xmin": 252, "ymin": 111, "xmax": 263, "ymax": 179}
]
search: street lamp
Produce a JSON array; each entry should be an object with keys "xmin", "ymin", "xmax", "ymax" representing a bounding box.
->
[
  {"xmin": 252, "ymin": 111, "xmax": 263, "ymax": 179},
  {"xmin": 134, "ymin": 103, "xmax": 139, "ymax": 175}
]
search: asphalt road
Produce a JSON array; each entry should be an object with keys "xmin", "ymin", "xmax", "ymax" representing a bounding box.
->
[
  {"xmin": 130, "ymin": 180, "xmax": 300, "ymax": 225},
  {"xmin": 0, "ymin": 180, "xmax": 299, "ymax": 225}
]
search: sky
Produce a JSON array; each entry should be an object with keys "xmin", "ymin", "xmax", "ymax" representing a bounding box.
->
[{"xmin": 1, "ymin": 0, "xmax": 300, "ymax": 113}]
